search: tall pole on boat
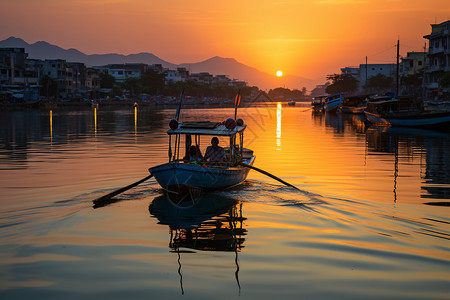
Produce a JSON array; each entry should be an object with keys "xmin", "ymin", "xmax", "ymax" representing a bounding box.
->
[
  {"xmin": 396, "ymin": 39, "xmax": 400, "ymax": 97},
  {"xmin": 422, "ymin": 42, "xmax": 427, "ymax": 98},
  {"xmin": 234, "ymin": 89, "xmax": 241, "ymax": 120},
  {"xmin": 175, "ymin": 89, "xmax": 184, "ymax": 121}
]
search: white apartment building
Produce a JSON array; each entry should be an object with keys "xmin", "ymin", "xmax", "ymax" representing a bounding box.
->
[
  {"xmin": 359, "ymin": 63, "xmax": 396, "ymax": 88},
  {"xmin": 423, "ymin": 20, "xmax": 450, "ymax": 93}
]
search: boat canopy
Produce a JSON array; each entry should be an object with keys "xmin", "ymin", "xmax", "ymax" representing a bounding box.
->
[{"xmin": 167, "ymin": 121, "xmax": 246, "ymax": 136}]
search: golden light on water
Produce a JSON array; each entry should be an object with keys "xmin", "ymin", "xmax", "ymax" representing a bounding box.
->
[
  {"xmin": 94, "ymin": 107, "xmax": 97, "ymax": 136},
  {"xmin": 134, "ymin": 106, "xmax": 137, "ymax": 135},
  {"xmin": 276, "ymin": 103, "xmax": 282, "ymax": 150},
  {"xmin": 49, "ymin": 110, "xmax": 53, "ymax": 141}
]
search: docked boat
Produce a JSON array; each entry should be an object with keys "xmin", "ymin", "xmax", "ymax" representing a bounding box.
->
[
  {"xmin": 364, "ymin": 98, "xmax": 450, "ymax": 127},
  {"xmin": 340, "ymin": 95, "xmax": 369, "ymax": 114},
  {"xmin": 311, "ymin": 96, "xmax": 327, "ymax": 112},
  {"xmin": 324, "ymin": 93, "xmax": 343, "ymax": 113},
  {"xmin": 149, "ymin": 119, "xmax": 255, "ymax": 194},
  {"xmin": 288, "ymin": 100, "xmax": 296, "ymax": 106}
]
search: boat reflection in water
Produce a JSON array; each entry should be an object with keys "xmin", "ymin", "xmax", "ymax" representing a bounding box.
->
[
  {"xmin": 365, "ymin": 125, "xmax": 450, "ymax": 204},
  {"xmin": 312, "ymin": 110, "xmax": 367, "ymax": 134},
  {"xmin": 149, "ymin": 192, "xmax": 247, "ymax": 294}
]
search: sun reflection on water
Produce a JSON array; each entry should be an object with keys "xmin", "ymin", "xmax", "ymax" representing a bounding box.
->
[
  {"xmin": 49, "ymin": 110, "xmax": 53, "ymax": 142},
  {"xmin": 276, "ymin": 103, "xmax": 281, "ymax": 150},
  {"xmin": 94, "ymin": 107, "xmax": 97, "ymax": 136}
]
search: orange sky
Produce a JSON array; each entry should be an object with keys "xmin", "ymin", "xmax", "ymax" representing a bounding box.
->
[{"xmin": 1, "ymin": 0, "xmax": 449, "ymax": 82}]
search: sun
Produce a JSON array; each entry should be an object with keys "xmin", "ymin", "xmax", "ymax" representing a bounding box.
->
[{"xmin": 276, "ymin": 70, "xmax": 283, "ymax": 77}]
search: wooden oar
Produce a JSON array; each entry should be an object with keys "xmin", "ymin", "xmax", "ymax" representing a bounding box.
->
[
  {"xmin": 238, "ymin": 162, "xmax": 300, "ymax": 191},
  {"xmin": 302, "ymin": 107, "xmax": 312, "ymax": 112},
  {"xmin": 93, "ymin": 174, "xmax": 153, "ymax": 207}
]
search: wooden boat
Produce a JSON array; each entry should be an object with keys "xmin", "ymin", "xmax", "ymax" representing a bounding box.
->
[
  {"xmin": 364, "ymin": 98, "xmax": 450, "ymax": 127},
  {"xmin": 324, "ymin": 93, "xmax": 343, "ymax": 113},
  {"xmin": 311, "ymin": 96, "xmax": 327, "ymax": 112},
  {"xmin": 149, "ymin": 119, "xmax": 255, "ymax": 193},
  {"xmin": 340, "ymin": 95, "xmax": 369, "ymax": 114},
  {"xmin": 287, "ymin": 100, "xmax": 296, "ymax": 106}
]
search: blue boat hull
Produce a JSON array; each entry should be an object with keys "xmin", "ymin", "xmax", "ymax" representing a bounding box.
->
[
  {"xmin": 149, "ymin": 157, "xmax": 255, "ymax": 192},
  {"xmin": 365, "ymin": 111, "xmax": 450, "ymax": 127},
  {"xmin": 325, "ymin": 98, "xmax": 342, "ymax": 113}
]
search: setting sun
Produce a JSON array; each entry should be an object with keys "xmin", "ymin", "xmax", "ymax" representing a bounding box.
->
[{"xmin": 276, "ymin": 70, "xmax": 283, "ymax": 77}]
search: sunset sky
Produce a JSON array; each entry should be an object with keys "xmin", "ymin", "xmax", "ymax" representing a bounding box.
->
[{"xmin": 1, "ymin": 0, "xmax": 449, "ymax": 83}]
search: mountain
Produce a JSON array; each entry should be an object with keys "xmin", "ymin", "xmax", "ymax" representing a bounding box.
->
[
  {"xmin": 0, "ymin": 36, "xmax": 178, "ymax": 68},
  {"xmin": 181, "ymin": 56, "xmax": 314, "ymax": 91},
  {"xmin": 0, "ymin": 36, "xmax": 314, "ymax": 90}
]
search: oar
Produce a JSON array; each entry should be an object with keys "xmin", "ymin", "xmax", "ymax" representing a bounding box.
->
[
  {"xmin": 302, "ymin": 107, "xmax": 312, "ymax": 112},
  {"xmin": 238, "ymin": 162, "xmax": 300, "ymax": 191},
  {"xmin": 93, "ymin": 174, "xmax": 153, "ymax": 207}
]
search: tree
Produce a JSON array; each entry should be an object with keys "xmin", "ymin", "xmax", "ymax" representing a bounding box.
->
[
  {"xmin": 39, "ymin": 75, "xmax": 57, "ymax": 97},
  {"xmin": 363, "ymin": 74, "xmax": 394, "ymax": 93},
  {"xmin": 325, "ymin": 74, "xmax": 359, "ymax": 94},
  {"xmin": 401, "ymin": 71, "xmax": 423, "ymax": 96},
  {"xmin": 141, "ymin": 70, "xmax": 166, "ymax": 95},
  {"xmin": 100, "ymin": 73, "xmax": 116, "ymax": 89},
  {"xmin": 122, "ymin": 77, "xmax": 143, "ymax": 97},
  {"xmin": 267, "ymin": 87, "xmax": 307, "ymax": 100},
  {"xmin": 268, "ymin": 87, "xmax": 291, "ymax": 99},
  {"xmin": 439, "ymin": 71, "xmax": 450, "ymax": 88}
]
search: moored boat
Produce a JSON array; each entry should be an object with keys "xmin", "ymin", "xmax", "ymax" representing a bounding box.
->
[
  {"xmin": 324, "ymin": 93, "xmax": 343, "ymax": 113},
  {"xmin": 364, "ymin": 98, "xmax": 450, "ymax": 127},
  {"xmin": 340, "ymin": 95, "xmax": 369, "ymax": 114},
  {"xmin": 311, "ymin": 96, "xmax": 327, "ymax": 113},
  {"xmin": 149, "ymin": 119, "xmax": 255, "ymax": 193}
]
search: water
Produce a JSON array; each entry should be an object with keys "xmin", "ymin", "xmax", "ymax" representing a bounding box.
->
[{"xmin": 0, "ymin": 104, "xmax": 449, "ymax": 299}]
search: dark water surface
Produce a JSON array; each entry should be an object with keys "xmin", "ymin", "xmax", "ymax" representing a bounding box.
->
[{"xmin": 0, "ymin": 105, "xmax": 449, "ymax": 299}]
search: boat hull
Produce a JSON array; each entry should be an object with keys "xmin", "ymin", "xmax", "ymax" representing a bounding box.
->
[
  {"xmin": 340, "ymin": 105, "xmax": 366, "ymax": 114},
  {"xmin": 325, "ymin": 98, "xmax": 342, "ymax": 113},
  {"xmin": 365, "ymin": 111, "xmax": 450, "ymax": 127},
  {"xmin": 149, "ymin": 157, "xmax": 255, "ymax": 193}
]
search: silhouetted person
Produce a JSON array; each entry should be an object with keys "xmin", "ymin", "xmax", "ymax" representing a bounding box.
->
[
  {"xmin": 204, "ymin": 137, "xmax": 225, "ymax": 162},
  {"xmin": 185, "ymin": 145, "xmax": 202, "ymax": 162}
]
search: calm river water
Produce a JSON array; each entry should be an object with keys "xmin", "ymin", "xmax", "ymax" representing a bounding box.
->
[{"xmin": 0, "ymin": 104, "xmax": 449, "ymax": 299}]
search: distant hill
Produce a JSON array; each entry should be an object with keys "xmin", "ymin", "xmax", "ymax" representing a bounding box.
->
[
  {"xmin": 181, "ymin": 56, "xmax": 314, "ymax": 91},
  {"xmin": 0, "ymin": 36, "xmax": 314, "ymax": 90}
]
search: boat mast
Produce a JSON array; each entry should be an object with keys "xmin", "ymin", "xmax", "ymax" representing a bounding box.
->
[{"xmin": 396, "ymin": 39, "xmax": 400, "ymax": 97}]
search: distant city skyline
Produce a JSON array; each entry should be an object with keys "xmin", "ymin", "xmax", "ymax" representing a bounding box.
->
[{"xmin": 1, "ymin": 0, "xmax": 449, "ymax": 82}]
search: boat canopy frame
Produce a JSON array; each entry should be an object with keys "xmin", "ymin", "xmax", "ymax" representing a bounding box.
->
[{"xmin": 167, "ymin": 121, "xmax": 247, "ymax": 166}]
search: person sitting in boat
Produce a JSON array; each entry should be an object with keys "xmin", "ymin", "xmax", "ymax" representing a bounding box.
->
[
  {"xmin": 185, "ymin": 145, "xmax": 203, "ymax": 162},
  {"xmin": 204, "ymin": 137, "xmax": 225, "ymax": 162}
]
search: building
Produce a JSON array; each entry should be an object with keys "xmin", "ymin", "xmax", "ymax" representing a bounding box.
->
[
  {"xmin": 230, "ymin": 79, "xmax": 246, "ymax": 88},
  {"xmin": 359, "ymin": 63, "xmax": 396, "ymax": 88},
  {"xmin": 341, "ymin": 67, "xmax": 359, "ymax": 78},
  {"xmin": 310, "ymin": 84, "xmax": 329, "ymax": 97},
  {"xmin": 165, "ymin": 68, "xmax": 189, "ymax": 83},
  {"xmin": 0, "ymin": 48, "xmax": 28, "ymax": 85},
  {"xmin": 213, "ymin": 75, "xmax": 231, "ymax": 86},
  {"xmin": 400, "ymin": 52, "xmax": 426, "ymax": 76},
  {"xmin": 105, "ymin": 63, "xmax": 148, "ymax": 83},
  {"xmin": 190, "ymin": 72, "xmax": 214, "ymax": 84},
  {"xmin": 423, "ymin": 20, "xmax": 450, "ymax": 95}
]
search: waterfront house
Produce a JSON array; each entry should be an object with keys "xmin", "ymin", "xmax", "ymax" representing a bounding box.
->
[{"xmin": 423, "ymin": 20, "xmax": 450, "ymax": 97}]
